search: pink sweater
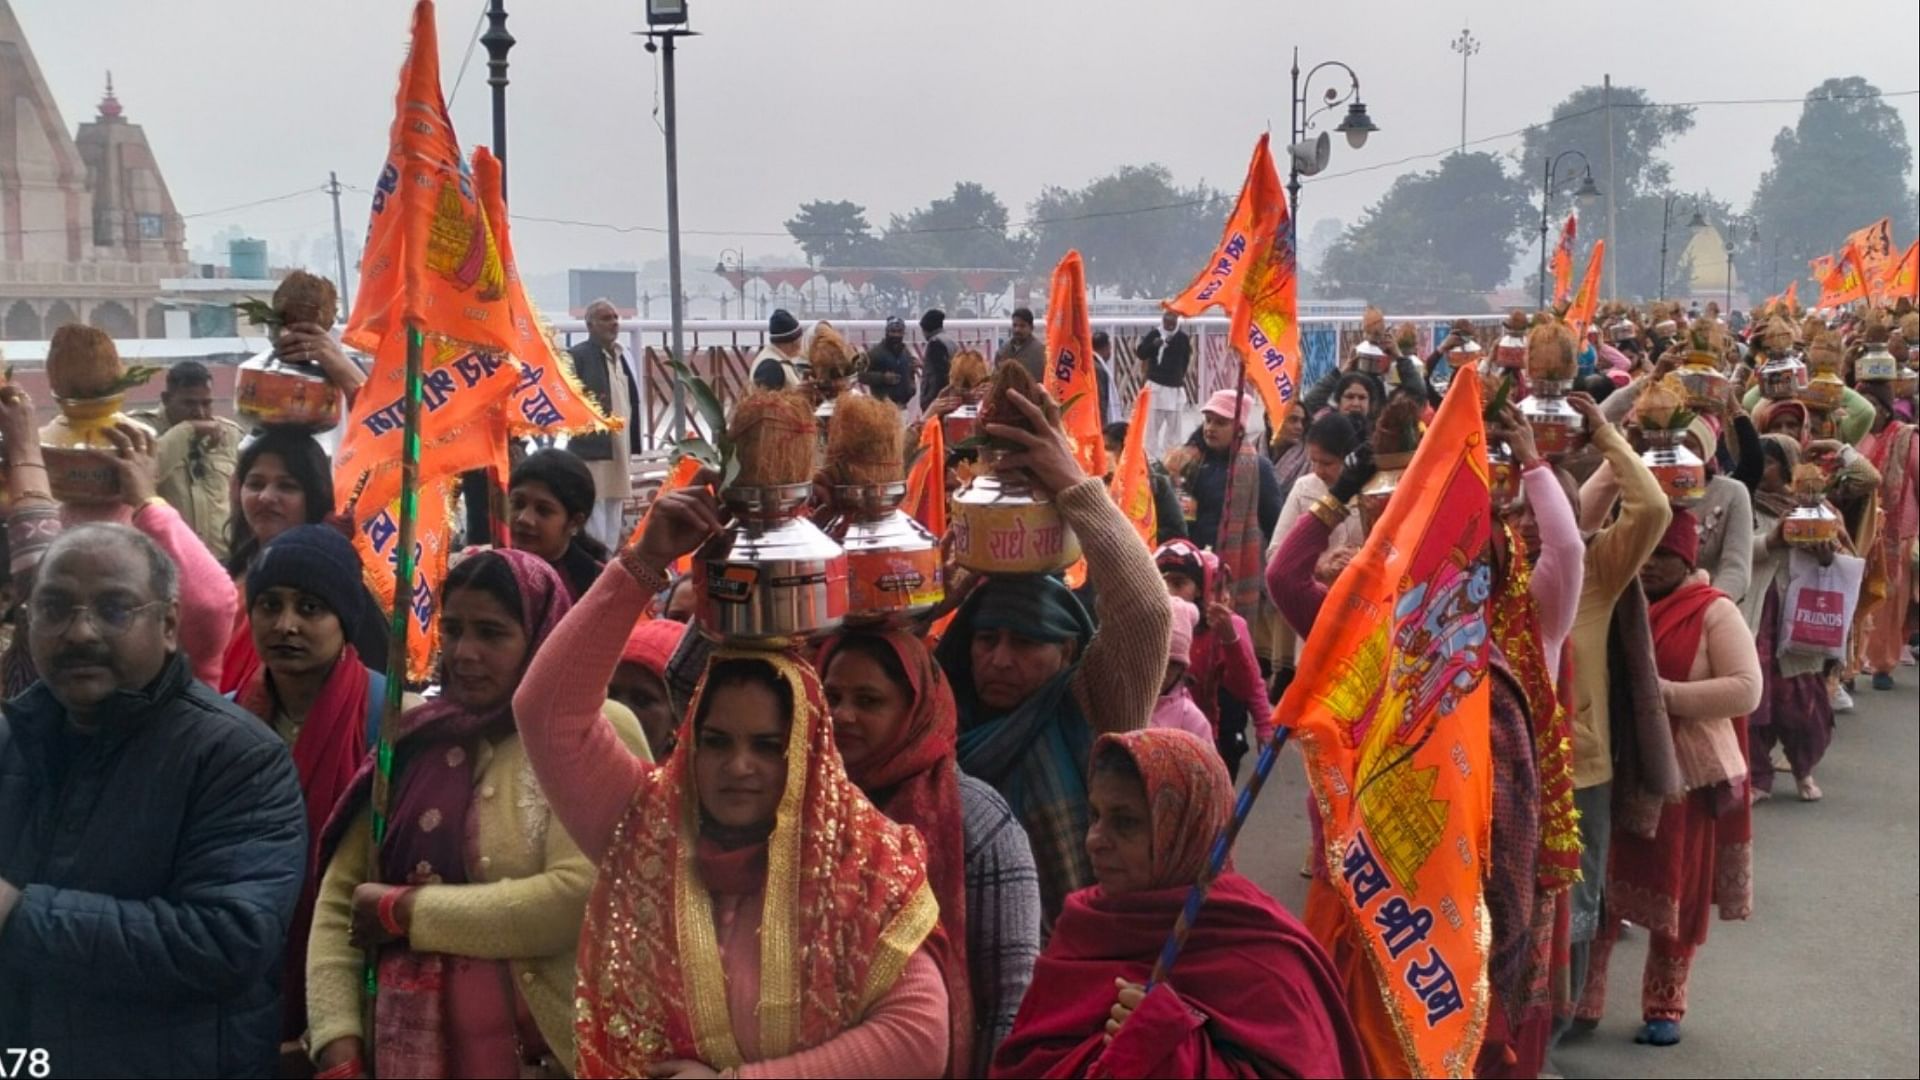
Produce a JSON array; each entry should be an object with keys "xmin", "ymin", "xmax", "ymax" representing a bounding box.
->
[
  {"xmin": 1521, "ymin": 463, "xmax": 1585, "ymax": 674},
  {"xmin": 515, "ymin": 563, "xmax": 948, "ymax": 1078},
  {"xmin": 1150, "ymin": 685, "xmax": 1215, "ymax": 742},
  {"xmin": 65, "ymin": 500, "xmax": 236, "ymax": 688}
]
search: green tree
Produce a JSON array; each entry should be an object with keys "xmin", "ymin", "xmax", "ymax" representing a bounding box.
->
[
  {"xmin": 1745, "ymin": 77, "xmax": 1918, "ymax": 301},
  {"xmin": 1026, "ymin": 165, "xmax": 1228, "ymax": 298},
  {"xmin": 784, "ymin": 200, "xmax": 875, "ymax": 267},
  {"xmin": 1520, "ymin": 85, "xmax": 1695, "ymax": 201},
  {"xmin": 1317, "ymin": 152, "xmax": 1535, "ymax": 311},
  {"xmin": 878, "ymin": 181, "xmax": 1029, "ymax": 270}
]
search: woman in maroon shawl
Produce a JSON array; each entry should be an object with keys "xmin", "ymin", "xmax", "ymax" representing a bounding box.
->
[{"xmin": 992, "ymin": 729, "xmax": 1368, "ymax": 1079}]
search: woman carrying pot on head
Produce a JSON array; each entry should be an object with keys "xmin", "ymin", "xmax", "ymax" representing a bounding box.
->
[
  {"xmin": 235, "ymin": 525, "xmax": 413, "ymax": 1049},
  {"xmin": 513, "ymin": 493, "xmax": 953, "ymax": 1079},
  {"xmin": 509, "ymin": 447, "xmax": 612, "ymax": 602},
  {"xmin": 219, "ymin": 427, "xmax": 387, "ymax": 695},
  {"xmin": 305, "ymin": 550, "xmax": 647, "ymax": 1079},
  {"xmin": 0, "ymin": 384, "xmax": 237, "ymax": 694},
  {"xmin": 990, "ymin": 729, "xmax": 1367, "ymax": 1078}
]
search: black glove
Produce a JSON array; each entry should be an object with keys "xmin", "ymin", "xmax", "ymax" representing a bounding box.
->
[{"xmin": 1328, "ymin": 443, "xmax": 1377, "ymax": 503}]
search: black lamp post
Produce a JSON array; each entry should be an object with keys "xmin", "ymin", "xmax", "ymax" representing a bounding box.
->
[
  {"xmin": 1286, "ymin": 50, "xmax": 1376, "ymax": 250},
  {"xmin": 643, "ymin": 0, "xmax": 696, "ymax": 439},
  {"xmin": 1537, "ymin": 150, "xmax": 1600, "ymax": 309},
  {"xmin": 1658, "ymin": 196, "xmax": 1707, "ymax": 301},
  {"xmin": 462, "ymin": 0, "xmax": 515, "ymax": 547}
]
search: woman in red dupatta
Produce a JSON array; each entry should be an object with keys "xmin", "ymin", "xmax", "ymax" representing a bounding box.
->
[
  {"xmin": 1588, "ymin": 512, "xmax": 1762, "ymax": 1048},
  {"xmin": 233, "ymin": 525, "xmax": 386, "ymax": 1046},
  {"xmin": 818, "ymin": 629, "xmax": 975, "ymax": 1074},
  {"xmin": 992, "ymin": 729, "xmax": 1367, "ymax": 1079}
]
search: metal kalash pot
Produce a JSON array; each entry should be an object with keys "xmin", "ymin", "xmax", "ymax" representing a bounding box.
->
[
  {"xmin": 1352, "ymin": 339, "xmax": 1392, "ymax": 377},
  {"xmin": 1491, "ymin": 331, "xmax": 1528, "ymax": 371},
  {"xmin": 951, "ymin": 450, "xmax": 1082, "ymax": 574},
  {"xmin": 1675, "ymin": 353, "xmax": 1731, "ymax": 412},
  {"xmin": 40, "ymin": 394, "xmax": 153, "ymax": 505},
  {"xmin": 234, "ymin": 348, "xmax": 342, "ymax": 432},
  {"xmin": 1893, "ymin": 362, "xmax": 1920, "ymax": 401},
  {"xmin": 695, "ymin": 482, "xmax": 849, "ymax": 644},
  {"xmin": 1782, "ymin": 495, "xmax": 1841, "ymax": 547},
  {"xmin": 1856, "ymin": 342, "xmax": 1900, "ymax": 383},
  {"xmin": 828, "ymin": 482, "xmax": 943, "ymax": 625},
  {"xmin": 1757, "ymin": 352, "xmax": 1808, "ymax": 400},
  {"xmin": 1638, "ymin": 427, "xmax": 1706, "ymax": 508},
  {"xmin": 1800, "ymin": 369, "xmax": 1848, "ymax": 412},
  {"xmin": 940, "ymin": 388, "xmax": 986, "ymax": 446},
  {"xmin": 1520, "ymin": 379, "xmax": 1585, "ymax": 460},
  {"xmin": 1357, "ymin": 451, "xmax": 1415, "ymax": 534}
]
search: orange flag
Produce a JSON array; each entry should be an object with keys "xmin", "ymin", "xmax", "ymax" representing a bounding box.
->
[
  {"xmin": 334, "ymin": 0, "xmax": 524, "ymax": 517},
  {"xmin": 1887, "ymin": 239, "xmax": 1919, "ymax": 303},
  {"xmin": 350, "ymin": 477, "xmax": 457, "ymax": 681},
  {"xmin": 1280, "ymin": 371, "xmax": 1494, "ymax": 1078},
  {"xmin": 1808, "ymin": 253, "xmax": 1834, "ymax": 286},
  {"xmin": 1845, "ymin": 217, "xmax": 1894, "ymax": 300},
  {"xmin": 904, "ymin": 410, "xmax": 948, "ymax": 542},
  {"xmin": 1566, "ymin": 240, "xmax": 1606, "ymax": 338},
  {"xmin": 626, "ymin": 455, "xmax": 703, "ymax": 576},
  {"xmin": 1551, "ymin": 215, "xmax": 1577, "ymax": 307},
  {"xmin": 1042, "ymin": 250, "xmax": 1106, "ymax": 480},
  {"xmin": 1817, "ymin": 242, "xmax": 1870, "ymax": 308},
  {"xmin": 1782, "ymin": 279, "xmax": 1798, "ymax": 312},
  {"xmin": 1107, "ymin": 385, "xmax": 1157, "ymax": 549},
  {"xmin": 469, "ymin": 146, "xmax": 621, "ymax": 441},
  {"xmin": 343, "ymin": 0, "xmax": 517, "ymax": 360},
  {"xmin": 1167, "ymin": 134, "xmax": 1301, "ymax": 438}
]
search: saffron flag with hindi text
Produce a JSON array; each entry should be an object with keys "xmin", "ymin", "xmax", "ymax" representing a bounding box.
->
[
  {"xmin": 1166, "ymin": 133, "xmax": 1301, "ymax": 438},
  {"xmin": 1817, "ymin": 242, "xmax": 1870, "ymax": 308},
  {"xmin": 1552, "ymin": 215, "xmax": 1576, "ymax": 308},
  {"xmin": 1845, "ymin": 217, "xmax": 1895, "ymax": 301},
  {"xmin": 350, "ymin": 477, "xmax": 457, "ymax": 682},
  {"xmin": 1888, "ymin": 239, "xmax": 1918, "ymax": 303},
  {"xmin": 1567, "ymin": 240, "xmax": 1606, "ymax": 339},
  {"xmin": 1042, "ymin": 249, "xmax": 1106, "ymax": 480},
  {"xmin": 1279, "ymin": 370, "xmax": 1494, "ymax": 1078},
  {"xmin": 1108, "ymin": 386, "xmax": 1157, "ymax": 549}
]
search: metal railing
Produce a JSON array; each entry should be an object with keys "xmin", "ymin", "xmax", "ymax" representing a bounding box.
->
[{"xmin": 551, "ymin": 314, "xmax": 1508, "ymax": 448}]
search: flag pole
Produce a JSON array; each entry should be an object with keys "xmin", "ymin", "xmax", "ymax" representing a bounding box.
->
[
  {"xmin": 364, "ymin": 320, "xmax": 424, "ymax": 1030},
  {"xmin": 1143, "ymin": 722, "xmax": 1295, "ymax": 991}
]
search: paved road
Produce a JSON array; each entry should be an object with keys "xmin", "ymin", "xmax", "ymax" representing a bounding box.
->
[{"xmin": 1234, "ymin": 660, "xmax": 1920, "ymax": 1078}]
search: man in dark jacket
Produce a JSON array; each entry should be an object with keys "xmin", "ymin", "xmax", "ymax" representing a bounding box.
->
[
  {"xmin": 568, "ymin": 299, "xmax": 644, "ymax": 544},
  {"xmin": 917, "ymin": 309, "xmax": 953, "ymax": 410},
  {"xmin": 996, "ymin": 307, "xmax": 1046, "ymax": 379},
  {"xmin": 862, "ymin": 317, "xmax": 917, "ymax": 407},
  {"xmin": 0, "ymin": 524, "xmax": 307, "ymax": 1078},
  {"xmin": 1136, "ymin": 310, "xmax": 1192, "ymax": 456}
]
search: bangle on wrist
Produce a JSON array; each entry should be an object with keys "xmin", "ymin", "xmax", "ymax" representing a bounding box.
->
[
  {"xmin": 377, "ymin": 886, "xmax": 412, "ymax": 938},
  {"xmin": 618, "ymin": 545, "xmax": 672, "ymax": 594},
  {"xmin": 314, "ymin": 1055, "xmax": 364, "ymax": 1080},
  {"xmin": 1309, "ymin": 494, "xmax": 1350, "ymax": 527}
]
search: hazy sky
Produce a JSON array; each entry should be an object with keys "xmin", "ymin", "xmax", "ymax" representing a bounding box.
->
[{"xmin": 17, "ymin": 0, "xmax": 1920, "ymax": 285}]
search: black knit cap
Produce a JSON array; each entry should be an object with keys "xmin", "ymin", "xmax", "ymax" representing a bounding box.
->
[
  {"xmin": 247, "ymin": 525, "xmax": 366, "ymax": 629},
  {"xmin": 768, "ymin": 308, "xmax": 802, "ymax": 343},
  {"xmin": 920, "ymin": 309, "xmax": 946, "ymax": 334}
]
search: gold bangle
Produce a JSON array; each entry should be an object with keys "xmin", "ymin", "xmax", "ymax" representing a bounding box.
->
[
  {"xmin": 1308, "ymin": 494, "xmax": 1350, "ymax": 528},
  {"xmin": 617, "ymin": 545, "xmax": 671, "ymax": 595}
]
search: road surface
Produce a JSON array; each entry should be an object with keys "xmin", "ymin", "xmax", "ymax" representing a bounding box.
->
[{"xmin": 1234, "ymin": 660, "xmax": 1920, "ymax": 1078}]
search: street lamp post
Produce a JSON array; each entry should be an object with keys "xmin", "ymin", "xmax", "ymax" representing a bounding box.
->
[
  {"xmin": 1287, "ymin": 50, "xmax": 1377, "ymax": 252},
  {"xmin": 1448, "ymin": 28, "xmax": 1479, "ymax": 156},
  {"xmin": 643, "ymin": 0, "xmax": 696, "ymax": 439},
  {"xmin": 1537, "ymin": 150, "xmax": 1600, "ymax": 309},
  {"xmin": 464, "ymin": 0, "xmax": 515, "ymax": 546}
]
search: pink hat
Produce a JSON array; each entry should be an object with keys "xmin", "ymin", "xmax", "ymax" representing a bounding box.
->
[
  {"xmin": 1167, "ymin": 597, "xmax": 1198, "ymax": 665},
  {"xmin": 1201, "ymin": 389, "xmax": 1256, "ymax": 421}
]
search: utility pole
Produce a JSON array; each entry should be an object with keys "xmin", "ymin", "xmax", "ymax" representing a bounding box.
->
[
  {"xmin": 326, "ymin": 171, "xmax": 350, "ymax": 312},
  {"xmin": 1449, "ymin": 27, "xmax": 1479, "ymax": 156},
  {"xmin": 1604, "ymin": 74, "xmax": 1618, "ymax": 298},
  {"xmin": 645, "ymin": 20, "xmax": 697, "ymax": 440}
]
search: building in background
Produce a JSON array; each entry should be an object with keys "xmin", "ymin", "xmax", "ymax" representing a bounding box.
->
[{"xmin": 0, "ymin": 0, "xmax": 189, "ymax": 340}]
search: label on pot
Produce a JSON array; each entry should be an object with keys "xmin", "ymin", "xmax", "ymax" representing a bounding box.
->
[
  {"xmin": 847, "ymin": 547, "xmax": 942, "ymax": 614},
  {"xmin": 237, "ymin": 369, "xmax": 342, "ymax": 430},
  {"xmin": 43, "ymin": 446, "xmax": 123, "ymax": 504},
  {"xmin": 1654, "ymin": 463, "xmax": 1705, "ymax": 504},
  {"xmin": 703, "ymin": 562, "xmax": 758, "ymax": 603},
  {"xmin": 951, "ymin": 501, "xmax": 1082, "ymax": 575}
]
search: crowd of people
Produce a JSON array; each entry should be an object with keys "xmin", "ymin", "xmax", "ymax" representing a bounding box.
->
[{"xmin": 0, "ymin": 290, "xmax": 1912, "ymax": 1079}]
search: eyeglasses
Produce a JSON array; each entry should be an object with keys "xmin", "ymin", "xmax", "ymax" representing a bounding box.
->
[{"xmin": 29, "ymin": 597, "xmax": 168, "ymax": 636}]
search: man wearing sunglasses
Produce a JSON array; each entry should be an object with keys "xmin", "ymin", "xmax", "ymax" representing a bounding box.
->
[{"xmin": 0, "ymin": 524, "xmax": 307, "ymax": 1077}]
